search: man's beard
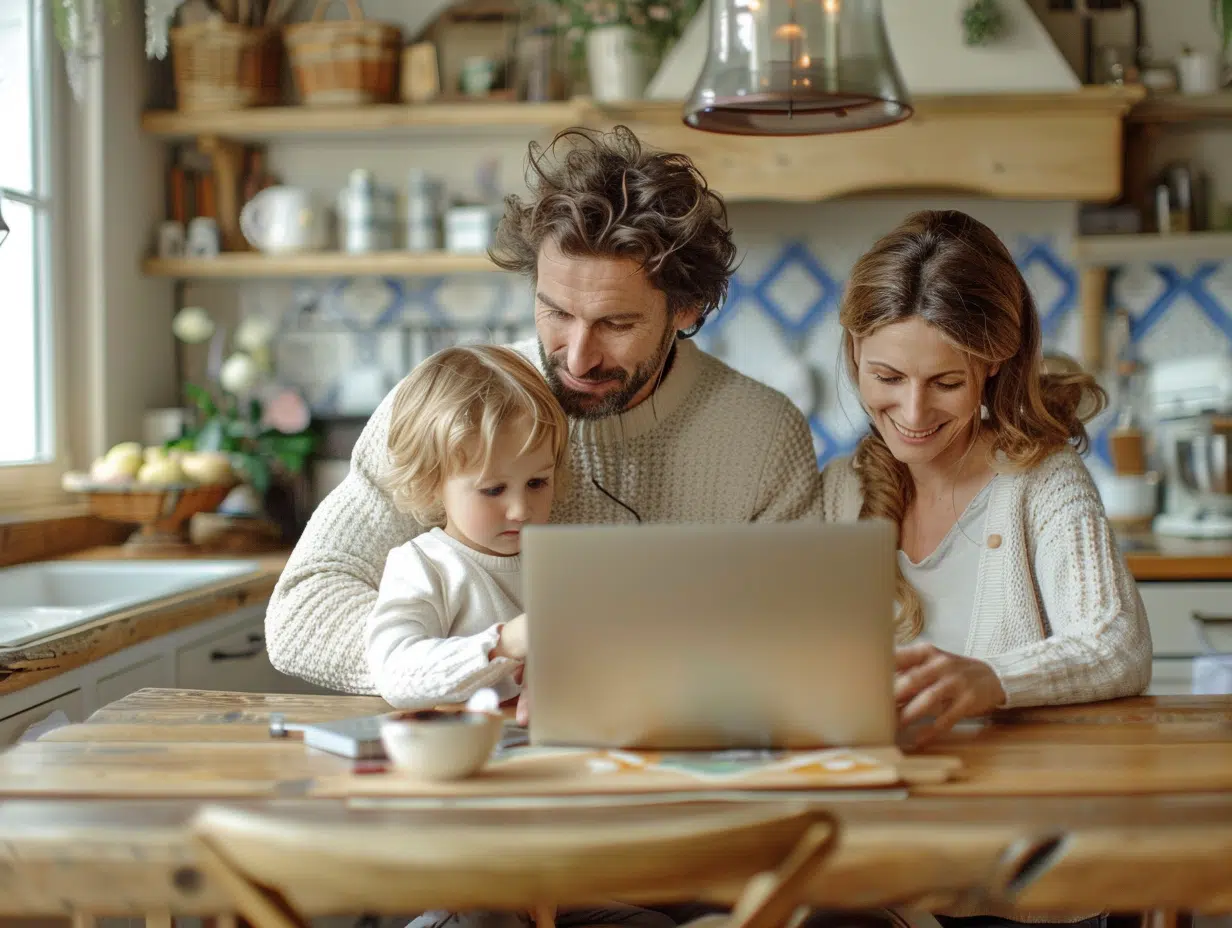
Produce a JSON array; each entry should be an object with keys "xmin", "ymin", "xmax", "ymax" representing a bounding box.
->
[{"xmin": 539, "ymin": 325, "xmax": 676, "ymax": 420}]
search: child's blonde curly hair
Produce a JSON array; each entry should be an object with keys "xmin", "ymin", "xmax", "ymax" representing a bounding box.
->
[{"xmin": 382, "ymin": 345, "xmax": 571, "ymax": 527}]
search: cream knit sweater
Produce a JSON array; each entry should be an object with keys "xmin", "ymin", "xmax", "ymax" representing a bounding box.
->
[
  {"xmin": 820, "ymin": 446, "xmax": 1153, "ymax": 708},
  {"xmin": 266, "ymin": 338, "xmax": 823, "ymax": 693},
  {"xmin": 367, "ymin": 529, "xmax": 524, "ymax": 709}
]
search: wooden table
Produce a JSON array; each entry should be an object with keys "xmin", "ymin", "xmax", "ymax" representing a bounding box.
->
[{"xmin": 1, "ymin": 690, "xmax": 1231, "ymax": 920}]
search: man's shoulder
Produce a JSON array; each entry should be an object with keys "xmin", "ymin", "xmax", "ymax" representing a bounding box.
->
[{"xmin": 690, "ymin": 344, "xmax": 808, "ymax": 425}]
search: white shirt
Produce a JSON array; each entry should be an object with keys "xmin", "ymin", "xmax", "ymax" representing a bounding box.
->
[
  {"xmin": 821, "ymin": 446, "xmax": 1152, "ymax": 709},
  {"xmin": 898, "ymin": 478, "xmax": 995, "ymax": 656},
  {"xmin": 366, "ymin": 528, "xmax": 523, "ymax": 709}
]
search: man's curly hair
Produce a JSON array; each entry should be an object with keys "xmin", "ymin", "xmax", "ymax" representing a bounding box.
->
[{"xmin": 489, "ymin": 125, "xmax": 737, "ymax": 337}]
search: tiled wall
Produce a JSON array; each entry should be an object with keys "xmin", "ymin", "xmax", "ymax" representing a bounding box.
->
[{"xmin": 248, "ymin": 198, "xmax": 1232, "ymax": 473}]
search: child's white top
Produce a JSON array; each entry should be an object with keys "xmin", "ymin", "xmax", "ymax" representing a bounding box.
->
[{"xmin": 366, "ymin": 527, "xmax": 523, "ymax": 709}]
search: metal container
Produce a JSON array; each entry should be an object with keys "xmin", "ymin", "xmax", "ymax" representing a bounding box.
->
[
  {"xmin": 406, "ymin": 169, "xmax": 442, "ymax": 252},
  {"xmin": 337, "ymin": 169, "xmax": 397, "ymax": 253},
  {"xmin": 1176, "ymin": 432, "xmax": 1231, "ymax": 497}
]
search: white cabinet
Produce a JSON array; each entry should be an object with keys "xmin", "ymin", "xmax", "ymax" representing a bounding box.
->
[
  {"xmin": 176, "ymin": 615, "xmax": 327, "ymax": 695},
  {"xmin": 0, "ymin": 689, "xmax": 84, "ymax": 747},
  {"xmin": 0, "ymin": 600, "xmax": 331, "ymax": 736},
  {"xmin": 1139, "ymin": 582, "xmax": 1232, "ymax": 696},
  {"xmin": 96, "ymin": 655, "xmax": 172, "ymax": 708}
]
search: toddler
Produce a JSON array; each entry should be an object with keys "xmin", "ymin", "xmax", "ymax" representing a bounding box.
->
[
  {"xmin": 369, "ymin": 344, "xmax": 568, "ymax": 709},
  {"xmin": 374, "ymin": 345, "xmax": 673, "ymax": 928}
]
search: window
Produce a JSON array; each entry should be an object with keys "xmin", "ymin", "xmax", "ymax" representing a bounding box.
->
[{"xmin": 0, "ymin": 0, "xmax": 58, "ymax": 501}]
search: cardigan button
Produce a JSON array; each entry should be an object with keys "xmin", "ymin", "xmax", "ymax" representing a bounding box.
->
[{"xmin": 987, "ymin": 534, "xmax": 1002, "ymax": 549}]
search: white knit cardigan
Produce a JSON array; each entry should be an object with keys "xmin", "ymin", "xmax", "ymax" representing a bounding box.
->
[{"xmin": 820, "ymin": 446, "xmax": 1153, "ymax": 708}]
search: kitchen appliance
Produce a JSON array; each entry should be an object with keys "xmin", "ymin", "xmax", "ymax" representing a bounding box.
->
[{"xmin": 1149, "ymin": 354, "xmax": 1232, "ymax": 538}]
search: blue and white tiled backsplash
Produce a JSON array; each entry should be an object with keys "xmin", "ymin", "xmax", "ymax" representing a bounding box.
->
[{"xmin": 242, "ymin": 199, "xmax": 1232, "ymax": 475}]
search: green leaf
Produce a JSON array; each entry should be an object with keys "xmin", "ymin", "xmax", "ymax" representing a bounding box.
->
[
  {"xmin": 274, "ymin": 450, "xmax": 307, "ymax": 474},
  {"xmin": 195, "ymin": 418, "xmax": 224, "ymax": 452},
  {"xmin": 237, "ymin": 454, "xmax": 272, "ymax": 497},
  {"xmin": 271, "ymin": 432, "xmax": 318, "ymax": 456},
  {"xmin": 248, "ymin": 398, "xmax": 263, "ymax": 424},
  {"xmin": 184, "ymin": 382, "xmax": 217, "ymax": 417}
]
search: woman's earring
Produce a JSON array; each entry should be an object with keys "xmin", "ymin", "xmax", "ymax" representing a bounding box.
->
[{"xmin": 980, "ymin": 403, "xmax": 990, "ymax": 421}]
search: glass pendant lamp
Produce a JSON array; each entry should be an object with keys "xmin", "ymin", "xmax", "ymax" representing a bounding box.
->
[{"xmin": 684, "ymin": 0, "xmax": 913, "ymax": 136}]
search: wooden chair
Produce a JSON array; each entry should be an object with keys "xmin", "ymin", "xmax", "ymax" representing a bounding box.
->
[{"xmin": 189, "ymin": 801, "xmax": 839, "ymax": 928}]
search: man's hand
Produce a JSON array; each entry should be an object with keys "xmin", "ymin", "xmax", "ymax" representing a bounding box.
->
[
  {"xmin": 490, "ymin": 613, "xmax": 528, "ymax": 662},
  {"xmin": 894, "ymin": 642, "xmax": 1006, "ymax": 744}
]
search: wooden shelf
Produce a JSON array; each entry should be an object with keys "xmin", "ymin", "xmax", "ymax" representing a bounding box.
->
[
  {"xmin": 142, "ymin": 251, "xmax": 500, "ymax": 279},
  {"xmin": 141, "ymin": 99, "xmax": 587, "ymax": 140},
  {"xmin": 1129, "ymin": 93, "xmax": 1232, "ymax": 126},
  {"xmin": 1073, "ymin": 231, "xmax": 1232, "ymax": 266}
]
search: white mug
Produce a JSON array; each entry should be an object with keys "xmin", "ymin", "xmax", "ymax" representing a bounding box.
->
[
  {"xmin": 239, "ymin": 186, "xmax": 327, "ymax": 254},
  {"xmin": 156, "ymin": 220, "xmax": 185, "ymax": 258},
  {"xmin": 1176, "ymin": 51, "xmax": 1221, "ymax": 95},
  {"xmin": 185, "ymin": 217, "xmax": 221, "ymax": 257}
]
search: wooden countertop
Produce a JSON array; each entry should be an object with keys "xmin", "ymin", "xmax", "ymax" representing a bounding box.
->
[
  {"xmin": 1121, "ymin": 535, "xmax": 1232, "ymax": 581},
  {"xmin": 0, "ymin": 547, "xmax": 289, "ymax": 697}
]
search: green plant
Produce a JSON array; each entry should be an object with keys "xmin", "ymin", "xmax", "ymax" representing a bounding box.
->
[
  {"xmin": 1214, "ymin": 0, "xmax": 1232, "ymax": 54},
  {"xmin": 169, "ymin": 308, "xmax": 318, "ymax": 499},
  {"xmin": 548, "ymin": 0, "xmax": 703, "ymax": 59},
  {"xmin": 962, "ymin": 0, "xmax": 1005, "ymax": 47},
  {"xmin": 171, "ymin": 384, "xmax": 317, "ymax": 498}
]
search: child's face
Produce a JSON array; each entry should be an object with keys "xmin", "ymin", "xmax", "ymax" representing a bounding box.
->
[{"xmin": 441, "ymin": 421, "xmax": 558, "ymax": 557}]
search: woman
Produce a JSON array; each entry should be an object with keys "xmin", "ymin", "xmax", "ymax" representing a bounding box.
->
[{"xmin": 822, "ymin": 209, "xmax": 1152, "ymax": 748}]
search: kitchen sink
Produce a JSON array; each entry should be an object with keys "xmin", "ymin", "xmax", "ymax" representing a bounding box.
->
[{"xmin": 0, "ymin": 560, "xmax": 262, "ymax": 648}]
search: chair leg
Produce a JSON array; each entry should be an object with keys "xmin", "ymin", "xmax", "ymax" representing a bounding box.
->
[
  {"xmin": 724, "ymin": 823, "xmax": 838, "ymax": 928},
  {"xmin": 190, "ymin": 838, "xmax": 306, "ymax": 928}
]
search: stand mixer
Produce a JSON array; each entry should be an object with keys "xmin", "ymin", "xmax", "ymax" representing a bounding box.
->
[{"xmin": 1149, "ymin": 354, "xmax": 1232, "ymax": 539}]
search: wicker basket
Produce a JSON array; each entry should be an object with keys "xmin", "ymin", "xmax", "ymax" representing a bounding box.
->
[
  {"xmin": 171, "ymin": 20, "xmax": 282, "ymax": 112},
  {"xmin": 285, "ymin": 0, "xmax": 401, "ymax": 106}
]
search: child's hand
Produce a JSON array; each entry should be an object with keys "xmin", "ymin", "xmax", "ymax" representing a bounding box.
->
[{"xmin": 491, "ymin": 613, "xmax": 528, "ymax": 661}]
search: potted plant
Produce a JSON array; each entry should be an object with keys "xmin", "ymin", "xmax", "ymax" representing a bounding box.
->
[
  {"xmin": 169, "ymin": 307, "xmax": 319, "ymax": 541},
  {"xmin": 549, "ymin": 0, "xmax": 703, "ymax": 102}
]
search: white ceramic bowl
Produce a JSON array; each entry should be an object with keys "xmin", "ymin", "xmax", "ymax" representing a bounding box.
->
[
  {"xmin": 1096, "ymin": 471, "xmax": 1160, "ymax": 522},
  {"xmin": 379, "ymin": 710, "xmax": 502, "ymax": 781}
]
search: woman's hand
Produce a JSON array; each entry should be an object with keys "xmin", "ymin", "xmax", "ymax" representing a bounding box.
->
[{"xmin": 894, "ymin": 642, "xmax": 1006, "ymax": 744}]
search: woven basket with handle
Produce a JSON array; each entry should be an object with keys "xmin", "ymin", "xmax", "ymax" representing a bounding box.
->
[
  {"xmin": 171, "ymin": 19, "xmax": 282, "ymax": 112},
  {"xmin": 285, "ymin": 0, "xmax": 402, "ymax": 106}
]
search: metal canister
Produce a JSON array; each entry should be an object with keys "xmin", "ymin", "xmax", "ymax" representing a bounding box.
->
[
  {"xmin": 338, "ymin": 169, "xmax": 396, "ymax": 253},
  {"xmin": 406, "ymin": 168, "xmax": 441, "ymax": 252}
]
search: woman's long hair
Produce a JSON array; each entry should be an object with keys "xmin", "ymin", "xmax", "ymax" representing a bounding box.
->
[{"xmin": 840, "ymin": 209, "xmax": 1106, "ymax": 640}]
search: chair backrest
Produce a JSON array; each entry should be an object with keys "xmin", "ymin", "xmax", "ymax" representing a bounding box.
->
[{"xmin": 191, "ymin": 800, "xmax": 837, "ymax": 915}]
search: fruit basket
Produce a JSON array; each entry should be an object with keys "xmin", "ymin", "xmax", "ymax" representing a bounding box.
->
[{"xmin": 62, "ymin": 445, "xmax": 238, "ymax": 554}]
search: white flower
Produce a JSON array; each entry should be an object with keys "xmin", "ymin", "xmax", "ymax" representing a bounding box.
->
[
  {"xmin": 172, "ymin": 306, "xmax": 215, "ymax": 344},
  {"xmin": 234, "ymin": 315, "xmax": 277, "ymax": 353},
  {"xmin": 219, "ymin": 352, "xmax": 260, "ymax": 395}
]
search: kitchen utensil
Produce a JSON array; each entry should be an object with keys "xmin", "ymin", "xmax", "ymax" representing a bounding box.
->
[
  {"xmin": 379, "ymin": 709, "xmax": 503, "ymax": 781},
  {"xmin": 239, "ymin": 186, "xmax": 327, "ymax": 254}
]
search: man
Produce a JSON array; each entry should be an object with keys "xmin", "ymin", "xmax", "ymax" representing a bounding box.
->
[{"xmin": 265, "ymin": 126, "xmax": 823, "ymax": 692}]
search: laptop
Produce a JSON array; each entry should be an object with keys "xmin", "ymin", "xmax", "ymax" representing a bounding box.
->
[{"xmin": 521, "ymin": 520, "xmax": 898, "ymax": 750}]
